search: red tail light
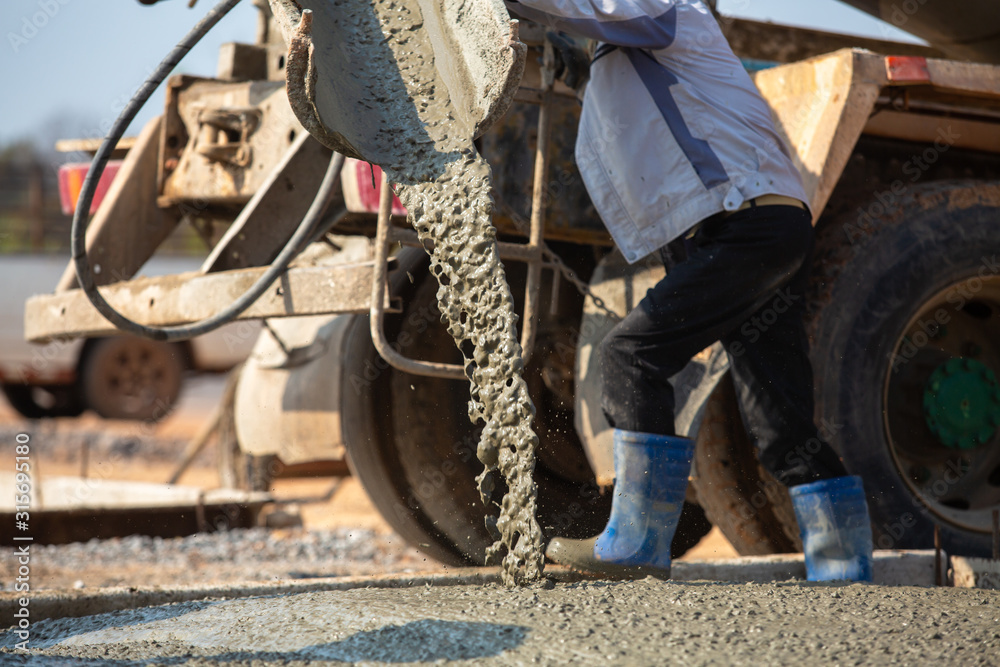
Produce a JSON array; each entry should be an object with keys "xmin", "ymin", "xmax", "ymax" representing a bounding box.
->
[
  {"xmin": 341, "ymin": 158, "xmax": 407, "ymax": 216},
  {"xmin": 57, "ymin": 161, "xmax": 122, "ymax": 216},
  {"xmin": 885, "ymin": 56, "xmax": 931, "ymax": 83}
]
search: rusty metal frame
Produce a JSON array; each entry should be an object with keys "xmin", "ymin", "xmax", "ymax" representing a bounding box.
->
[
  {"xmin": 24, "ymin": 261, "xmax": 393, "ymax": 343},
  {"xmin": 368, "ymin": 43, "xmax": 555, "ymax": 380}
]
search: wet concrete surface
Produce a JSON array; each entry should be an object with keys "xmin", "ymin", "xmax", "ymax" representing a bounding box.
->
[{"xmin": 3, "ymin": 578, "xmax": 998, "ymax": 665}]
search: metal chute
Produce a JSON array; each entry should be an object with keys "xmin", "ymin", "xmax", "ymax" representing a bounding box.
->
[
  {"xmin": 266, "ymin": 0, "xmax": 526, "ymax": 161},
  {"xmin": 840, "ymin": 0, "xmax": 1000, "ymax": 63}
]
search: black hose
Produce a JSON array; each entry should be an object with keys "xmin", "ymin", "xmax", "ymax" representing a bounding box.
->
[{"xmin": 71, "ymin": 0, "xmax": 344, "ymax": 341}]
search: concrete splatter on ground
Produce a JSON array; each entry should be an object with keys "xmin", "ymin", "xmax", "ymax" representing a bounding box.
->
[{"xmin": 3, "ymin": 579, "xmax": 998, "ymax": 664}]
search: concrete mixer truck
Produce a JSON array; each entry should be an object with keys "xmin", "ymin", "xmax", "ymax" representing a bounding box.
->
[{"xmin": 25, "ymin": 0, "xmax": 1000, "ymax": 565}]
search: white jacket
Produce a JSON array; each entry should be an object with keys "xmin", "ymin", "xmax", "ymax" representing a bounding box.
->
[{"xmin": 506, "ymin": 0, "xmax": 808, "ymax": 263}]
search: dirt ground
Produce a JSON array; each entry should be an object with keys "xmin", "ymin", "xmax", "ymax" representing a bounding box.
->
[{"xmin": 0, "ymin": 377, "xmax": 737, "ymax": 592}]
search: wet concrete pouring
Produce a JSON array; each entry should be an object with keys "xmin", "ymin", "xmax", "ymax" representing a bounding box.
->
[
  {"xmin": 3, "ymin": 578, "xmax": 998, "ymax": 664},
  {"xmin": 7, "ymin": 0, "xmax": 1000, "ymax": 663},
  {"xmin": 280, "ymin": 0, "xmax": 544, "ymax": 584}
]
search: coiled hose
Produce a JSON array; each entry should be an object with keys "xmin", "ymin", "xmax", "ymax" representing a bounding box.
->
[{"xmin": 71, "ymin": 0, "xmax": 344, "ymax": 341}]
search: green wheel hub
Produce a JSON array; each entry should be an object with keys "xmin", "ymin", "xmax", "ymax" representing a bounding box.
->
[{"xmin": 922, "ymin": 358, "xmax": 1000, "ymax": 450}]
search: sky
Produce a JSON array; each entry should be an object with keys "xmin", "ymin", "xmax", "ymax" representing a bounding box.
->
[{"xmin": 0, "ymin": 0, "xmax": 920, "ymax": 149}]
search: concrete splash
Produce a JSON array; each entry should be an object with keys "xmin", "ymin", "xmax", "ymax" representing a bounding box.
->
[{"xmin": 269, "ymin": 0, "xmax": 542, "ymax": 584}]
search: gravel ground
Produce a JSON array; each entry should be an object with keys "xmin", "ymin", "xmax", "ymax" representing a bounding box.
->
[
  {"xmin": 1, "ymin": 411, "xmax": 440, "ymax": 591},
  {"xmin": 3, "ymin": 579, "xmax": 998, "ymax": 665},
  {"xmin": 3, "ymin": 405, "xmax": 998, "ymax": 664},
  {"xmin": 1, "ymin": 527, "xmax": 438, "ymax": 591}
]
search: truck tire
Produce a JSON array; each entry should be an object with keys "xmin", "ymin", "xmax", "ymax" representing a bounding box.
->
[
  {"xmin": 340, "ymin": 291, "xmax": 480, "ymax": 565},
  {"xmin": 342, "ymin": 248, "xmax": 613, "ymax": 566},
  {"xmin": 80, "ymin": 336, "xmax": 185, "ymax": 422},
  {"xmin": 215, "ymin": 364, "xmax": 278, "ymax": 492},
  {"xmin": 1, "ymin": 383, "xmax": 85, "ymax": 420},
  {"xmin": 810, "ymin": 180, "xmax": 1000, "ymax": 558}
]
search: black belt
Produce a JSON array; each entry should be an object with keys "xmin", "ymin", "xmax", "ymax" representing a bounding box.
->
[{"xmin": 592, "ymin": 43, "xmax": 618, "ymax": 64}]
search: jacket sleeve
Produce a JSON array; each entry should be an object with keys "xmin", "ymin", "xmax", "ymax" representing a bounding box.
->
[{"xmin": 504, "ymin": 0, "xmax": 679, "ymax": 49}]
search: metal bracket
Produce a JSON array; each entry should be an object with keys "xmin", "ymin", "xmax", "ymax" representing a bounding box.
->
[{"xmin": 195, "ymin": 107, "xmax": 262, "ymax": 167}]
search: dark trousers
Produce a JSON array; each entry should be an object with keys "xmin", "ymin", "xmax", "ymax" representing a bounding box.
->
[{"xmin": 600, "ymin": 204, "xmax": 848, "ymax": 487}]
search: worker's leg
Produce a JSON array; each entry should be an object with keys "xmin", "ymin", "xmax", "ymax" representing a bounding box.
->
[
  {"xmin": 600, "ymin": 205, "xmax": 820, "ymax": 436},
  {"xmin": 548, "ymin": 204, "xmax": 834, "ymax": 579},
  {"xmin": 718, "ymin": 221, "xmax": 849, "ymax": 487},
  {"xmin": 585, "ymin": 204, "xmax": 870, "ymax": 581},
  {"xmin": 715, "ymin": 208, "xmax": 871, "ymax": 581}
]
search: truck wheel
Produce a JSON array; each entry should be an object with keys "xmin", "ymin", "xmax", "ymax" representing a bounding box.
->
[
  {"xmin": 811, "ymin": 181, "xmax": 1000, "ymax": 557},
  {"xmin": 80, "ymin": 336, "xmax": 185, "ymax": 422},
  {"xmin": 342, "ymin": 248, "xmax": 612, "ymax": 566},
  {"xmin": 340, "ymin": 291, "xmax": 480, "ymax": 566},
  {"xmin": 215, "ymin": 364, "xmax": 278, "ymax": 491},
  {"xmin": 691, "ymin": 375, "xmax": 801, "ymax": 555},
  {"xmin": 1, "ymin": 384, "xmax": 85, "ymax": 420}
]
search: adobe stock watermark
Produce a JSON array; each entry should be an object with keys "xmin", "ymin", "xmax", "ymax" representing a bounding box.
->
[
  {"xmin": 843, "ymin": 126, "xmax": 960, "ymax": 245},
  {"xmin": 733, "ymin": 418, "xmax": 845, "ymax": 522},
  {"xmin": 385, "ymin": 424, "xmax": 606, "ymax": 543},
  {"xmin": 10, "ymin": 336, "xmax": 78, "ymax": 386},
  {"xmin": 12, "ymin": 432, "xmax": 33, "ymax": 651},
  {"xmin": 57, "ymin": 59, "xmax": 162, "ymax": 167},
  {"xmin": 890, "ymin": 254, "xmax": 1000, "ymax": 372},
  {"xmin": 876, "ymin": 0, "xmax": 931, "ymax": 37},
  {"xmin": 8, "ymin": 0, "xmax": 72, "ymax": 54},
  {"xmin": 59, "ymin": 395, "xmax": 174, "ymax": 508},
  {"xmin": 575, "ymin": 114, "xmax": 631, "ymax": 175},
  {"xmin": 874, "ymin": 457, "xmax": 971, "ymax": 550},
  {"xmin": 388, "ymin": 430, "xmax": 479, "ymax": 526},
  {"xmin": 726, "ymin": 286, "xmax": 801, "ymax": 358},
  {"xmin": 222, "ymin": 320, "xmax": 261, "ymax": 355},
  {"xmin": 348, "ymin": 303, "xmax": 440, "ymax": 395}
]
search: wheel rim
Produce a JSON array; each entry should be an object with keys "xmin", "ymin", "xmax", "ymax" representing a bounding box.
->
[
  {"xmin": 101, "ymin": 342, "xmax": 171, "ymax": 413},
  {"xmin": 922, "ymin": 358, "xmax": 1000, "ymax": 450},
  {"xmin": 883, "ymin": 275, "xmax": 1000, "ymax": 533},
  {"xmin": 84, "ymin": 337, "xmax": 182, "ymax": 420}
]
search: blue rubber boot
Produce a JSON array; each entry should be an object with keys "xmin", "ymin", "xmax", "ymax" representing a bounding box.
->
[
  {"xmin": 545, "ymin": 429, "xmax": 694, "ymax": 579},
  {"xmin": 789, "ymin": 475, "xmax": 874, "ymax": 582}
]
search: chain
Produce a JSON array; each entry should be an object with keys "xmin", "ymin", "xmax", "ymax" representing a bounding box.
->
[
  {"xmin": 542, "ymin": 245, "xmax": 622, "ymax": 322},
  {"xmin": 501, "ymin": 204, "xmax": 622, "ymax": 322}
]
